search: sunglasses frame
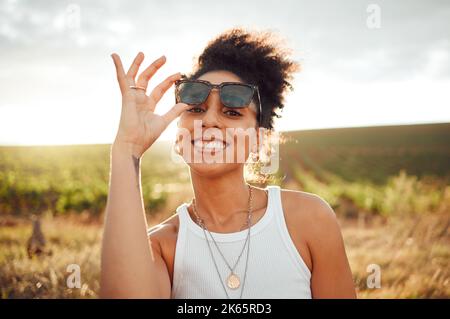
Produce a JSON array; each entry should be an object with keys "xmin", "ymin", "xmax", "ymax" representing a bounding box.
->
[{"xmin": 175, "ymin": 79, "xmax": 262, "ymax": 125}]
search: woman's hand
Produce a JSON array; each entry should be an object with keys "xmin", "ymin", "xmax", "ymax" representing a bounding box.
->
[{"xmin": 111, "ymin": 52, "xmax": 189, "ymax": 158}]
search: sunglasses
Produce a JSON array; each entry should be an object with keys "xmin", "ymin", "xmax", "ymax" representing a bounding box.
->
[{"xmin": 174, "ymin": 79, "xmax": 262, "ymax": 124}]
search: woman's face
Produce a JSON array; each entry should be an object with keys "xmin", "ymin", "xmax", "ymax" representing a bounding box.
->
[{"xmin": 175, "ymin": 70, "xmax": 261, "ymax": 177}]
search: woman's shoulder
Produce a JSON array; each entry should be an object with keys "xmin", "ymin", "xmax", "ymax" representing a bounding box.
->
[
  {"xmin": 279, "ymin": 188, "xmax": 336, "ymax": 219},
  {"xmin": 147, "ymin": 212, "xmax": 180, "ymax": 242},
  {"xmin": 147, "ymin": 212, "xmax": 180, "ymax": 269},
  {"xmin": 278, "ymin": 187, "xmax": 341, "ymax": 243}
]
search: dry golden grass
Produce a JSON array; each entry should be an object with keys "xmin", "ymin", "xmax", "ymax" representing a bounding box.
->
[
  {"xmin": 0, "ymin": 216, "xmax": 101, "ymax": 298},
  {"xmin": 1, "ymin": 211, "xmax": 448, "ymax": 298},
  {"xmin": 343, "ymin": 213, "xmax": 449, "ymax": 298}
]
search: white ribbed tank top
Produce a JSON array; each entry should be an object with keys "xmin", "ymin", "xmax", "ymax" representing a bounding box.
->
[{"xmin": 169, "ymin": 185, "xmax": 312, "ymax": 299}]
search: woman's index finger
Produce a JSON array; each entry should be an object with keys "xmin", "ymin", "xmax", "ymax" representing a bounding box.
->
[{"xmin": 111, "ymin": 53, "xmax": 127, "ymax": 93}]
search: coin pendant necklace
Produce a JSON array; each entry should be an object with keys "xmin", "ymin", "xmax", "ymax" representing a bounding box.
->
[{"xmin": 191, "ymin": 184, "xmax": 253, "ymax": 296}]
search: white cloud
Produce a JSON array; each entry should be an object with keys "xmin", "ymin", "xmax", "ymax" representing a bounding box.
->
[{"xmin": 0, "ymin": 0, "xmax": 449, "ymax": 145}]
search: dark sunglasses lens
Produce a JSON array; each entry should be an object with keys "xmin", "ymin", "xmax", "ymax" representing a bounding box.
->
[
  {"xmin": 177, "ymin": 82, "xmax": 210, "ymax": 105},
  {"xmin": 221, "ymin": 84, "xmax": 254, "ymax": 108}
]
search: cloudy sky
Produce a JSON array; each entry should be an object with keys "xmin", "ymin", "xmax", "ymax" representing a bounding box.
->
[{"xmin": 0, "ymin": 0, "xmax": 449, "ymax": 145}]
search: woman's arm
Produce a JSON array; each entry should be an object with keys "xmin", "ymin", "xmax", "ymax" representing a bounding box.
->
[
  {"xmin": 308, "ymin": 197, "xmax": 357, "ymax": 298},
  {"xmin": 100, "ymin": 141, "xmax": 171, "ymax": 298},
  {"xmin": 99, "ymin": 52, "xmax": 188, "ymax": 298}
]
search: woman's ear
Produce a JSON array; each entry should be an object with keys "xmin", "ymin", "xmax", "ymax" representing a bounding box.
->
[
  {"xmin": 250, "ymin": 142, "xmax": 260, "ymax": 163},
  {"xmin": 254, "ymin": 127, "xmax": 263, "ymax": 153},
  {"xmin": 174, "ymin": 141, "xmax": 181, "ymax": 155},
  {"xmin": 173, "ymin": 132, "xmax": 182, "ymax": 155},
  {"xmin": 251, "ymin": 139, "xmax": 259, "ymax": 154},
  {"xmin": 250, "ymin": 131, "xmax": 260, "ymax": 162}
]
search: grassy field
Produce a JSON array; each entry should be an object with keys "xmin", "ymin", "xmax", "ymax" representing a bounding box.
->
[
  {"xmin": 1, "ymin": 212, "xmax": 448, "ymax": 298},
  {"xmin": 1, "ymin": 122, "xmax": 449, "ymax": 298}
]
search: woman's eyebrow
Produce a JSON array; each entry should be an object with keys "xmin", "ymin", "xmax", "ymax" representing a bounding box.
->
[
  {"xmin": 198, "ymin": 79, "xmax": 245, "ymax": 85},
  {"xmin": 222, "ymin": 105, "xmax": 249, "ymax": 114}
]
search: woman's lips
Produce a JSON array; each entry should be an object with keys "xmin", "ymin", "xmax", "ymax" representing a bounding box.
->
[{"xmin": 191, "ymin": 139, "xmax": 230, "ymax": 153}]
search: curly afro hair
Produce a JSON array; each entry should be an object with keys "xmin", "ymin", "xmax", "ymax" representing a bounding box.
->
[{"xmin": 184, "ymin": 27, "xmax": 300, "ymax": 130}]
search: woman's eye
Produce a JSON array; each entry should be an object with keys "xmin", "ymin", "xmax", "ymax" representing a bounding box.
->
[
  {"xmin": 224, "ymin": 109, "xmax": 242, "ymax": 117},
  {"xmin": 187, "ymin": 107, "xmax": 204, "ymax": 113}
]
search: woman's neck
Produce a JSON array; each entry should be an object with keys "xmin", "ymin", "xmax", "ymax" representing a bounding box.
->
[{"xmin": 189, "ymin": 168, "xmax": 253, "ymax": 230}]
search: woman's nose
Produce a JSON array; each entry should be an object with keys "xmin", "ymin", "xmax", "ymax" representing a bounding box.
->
[{"xmin": 201, "ymin": 89, "xmax": 222, "ymax": 128}]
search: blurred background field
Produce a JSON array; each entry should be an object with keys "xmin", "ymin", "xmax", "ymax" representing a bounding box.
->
[{"xmin": 1, "ymin": 122, "xmax": 449, "ymax": 298}]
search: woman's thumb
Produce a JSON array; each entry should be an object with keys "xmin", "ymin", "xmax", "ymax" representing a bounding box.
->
[{"xmin": 161, "ymin": 103, "xmax": 190, "ymax": 126}]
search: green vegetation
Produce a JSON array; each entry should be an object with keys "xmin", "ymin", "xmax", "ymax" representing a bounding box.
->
[
  {"xmin": 280, "ymin": 123, "xmax": 450, "ymax": 217},
  {"xmin": 0, "ymin": 142, "xmax": 189, "ymax": 217},
  {"xmin": 282, "ymin": 122, "xmax": 450, "ymax": 184},
  {"xmin": 0, "ymin": 122, "xmax": 449, "ymax": 298},
  {"xmin": 1, "ymin": 123, "xmax": 448, "ymax": 219}
]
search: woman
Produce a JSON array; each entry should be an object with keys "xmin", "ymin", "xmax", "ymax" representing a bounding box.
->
[{"xmin": 100, "ymin": 28, "xmax": 356, "ymax": 299}]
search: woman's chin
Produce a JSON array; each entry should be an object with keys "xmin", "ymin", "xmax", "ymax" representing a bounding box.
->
[
  {"xmin": 178, "ymin": 145, "xmax": 250, "ymax": 177},
  {"xmin": 185, "ymin": 156, "xmax": 240, "ymax": 178}
]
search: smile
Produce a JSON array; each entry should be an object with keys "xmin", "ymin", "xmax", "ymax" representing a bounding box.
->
[{"xmin": 191, "ymin": 139, "xmax": 230, "ymax": 152}]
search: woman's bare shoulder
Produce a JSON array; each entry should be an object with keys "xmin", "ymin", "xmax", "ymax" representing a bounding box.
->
[
  {"xmin": 279, "ymin": 188, "xmax": 340, "ymax": 242},
  {"xmin": 147, "ymin": 212, "xmax": 180, "ymax": 242},
  {"xmin": 280, "ymin": 188, "xmax": 335, "ymax": 217}
]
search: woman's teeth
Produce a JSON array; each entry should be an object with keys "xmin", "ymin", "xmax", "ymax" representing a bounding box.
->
[{"xmin": 193, "ymin": 140, "xmax": 227, "ymax": 151}]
